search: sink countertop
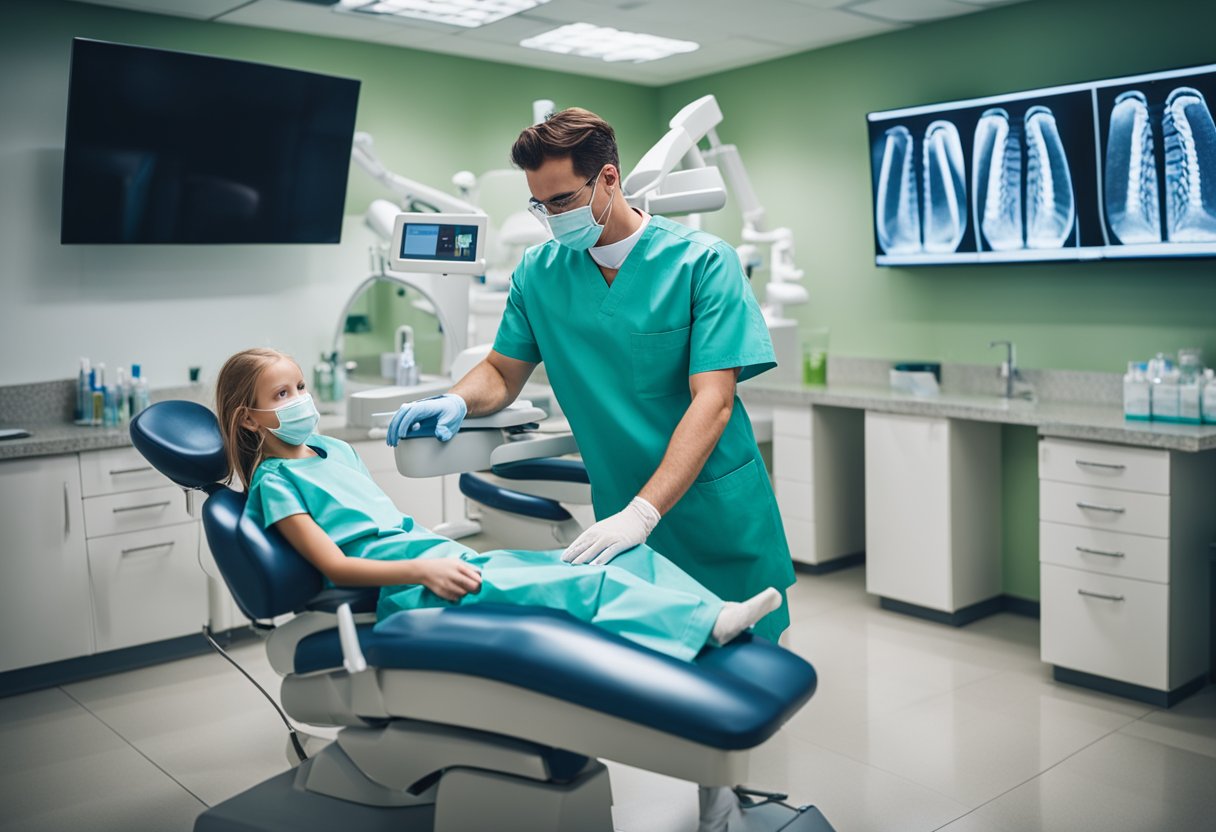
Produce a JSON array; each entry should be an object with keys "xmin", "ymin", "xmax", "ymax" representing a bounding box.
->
[{"xmin": 739, "ymin": 382, "xmax": 1216, "ymax": 453}]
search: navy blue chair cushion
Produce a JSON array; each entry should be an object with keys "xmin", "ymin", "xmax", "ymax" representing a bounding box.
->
[
  {"xmin": 129, "ymin": 400, "xmax": 228, "ymax": 489},
  {"xmin": 459, "ymin": 473, "xmax": 572, "ymax": 522},
  {"xmin": 294, "ymin": 604, "xmax": 817, "ymax": 751},
  {"xmin": 491, "ymin": 458, "xmax": 590, "ymax": 485}
]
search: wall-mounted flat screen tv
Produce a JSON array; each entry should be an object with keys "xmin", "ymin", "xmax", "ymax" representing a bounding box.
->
[
  {"xmin": 61, "ymin": 38, "xmax": 361, "ymax": 244},
  {"xmin": 867, "ymin": 63, "xmax": 1216, "ymax": 265}
]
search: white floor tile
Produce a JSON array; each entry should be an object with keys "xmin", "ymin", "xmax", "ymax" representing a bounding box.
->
[
  {"xmin": 961, "ymin": 732, "xmax": 1216, "ymax": 832},
  {"xmin": 0, "ymin": 688, "xmax": 203, "ymax": 831},
  {"xmin": 1117, "ymin": 683, "xmax": 1216, "ymax": 760}
]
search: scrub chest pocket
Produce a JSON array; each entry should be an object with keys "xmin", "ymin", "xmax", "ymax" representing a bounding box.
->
[{"xmin": 631, "ymin": 327, "xmax": 691, "ymax": 399}]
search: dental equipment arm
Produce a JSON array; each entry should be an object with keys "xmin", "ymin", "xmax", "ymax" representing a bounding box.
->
[
  {"xmin": 352, "ymin": 132, "xmax": 484, "ymax": 221},
  {"xmin": 623, "ymin": 95, "xmax": 807, "ymax": 319}
]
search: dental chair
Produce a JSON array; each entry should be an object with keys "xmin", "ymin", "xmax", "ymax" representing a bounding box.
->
[{"xmin": 130, "ymin": 400, "xmax": 832, "ymax": 832}]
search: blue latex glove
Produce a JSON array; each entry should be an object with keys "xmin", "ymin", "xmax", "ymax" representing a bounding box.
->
[{"xmin": 386, "ymin": 394, "xmax": 467, "ymax": 446}]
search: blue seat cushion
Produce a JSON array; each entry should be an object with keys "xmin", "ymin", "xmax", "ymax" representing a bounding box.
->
[
  {"xmin": 491, "ymin": 458, "xmax": 590, "ymax": 485},
  {"xmin": 459, "ymin": 473, "xmax": 572, "ymax": 522},
  {"xmin": 293, "ymin": 604, "xmax": 816, "ymax": 751}
]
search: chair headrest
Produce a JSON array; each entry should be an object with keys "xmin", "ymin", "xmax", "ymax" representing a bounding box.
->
[{"xmin": 129, "ymin": 401, "xmax": 228, "ymax": 489}]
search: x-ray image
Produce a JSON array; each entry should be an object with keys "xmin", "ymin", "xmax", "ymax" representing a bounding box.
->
[
  {"xmin": 1104, "ymin": 91, "xmax": 1161, "ymax": 244},
  {"xmin": 1163, "ymin": 87, "xmax": 1216, "ymax": 242},
  {"xmin": 871, "ymin": 119, "xmax": 971, "ymax": 255},
  {"xmin": 875, "ymin": 125, "xmax": 921, "ymax": 254},
  {"xmin": 1024, "ymin": 106, "xmax": 1076, "ymax": 249},
  {"xmin": 1097, "ymin": 68, "xmax": 1216, "ymax": 254},
  {"xmin": 922, "ymin": 120, "xmax": 967, "ymax": 253},
  {"xmin": 972, "ymin": 108, "xmax": 1022, "ymax": 251}
]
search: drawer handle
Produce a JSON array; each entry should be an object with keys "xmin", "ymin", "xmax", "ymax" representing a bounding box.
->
[
  {"xmin": 109, "ymin": 465, "xmax": 154, "ymax": 476},
  {"xmin": 1075, "ymin": 501, "xmax": 1126, "ymax": 514},
  {"xmin": 1077, "ymin": 589, "xmax": 1125, "ymax": 602},
  {"xmin": 121, "ymin": 542, "xmax": 174, "ymax": 557},
  {"xmin": 1075, "ymin": 545, "xmax": 1125, "ymax": 558},
  {"xmin": 112, "ymin": 501, "xmax": 172, "ymax": 514},
  {"xmin": 1074, "ymin": 459, "xmax": 1126, "ymax": 472}
]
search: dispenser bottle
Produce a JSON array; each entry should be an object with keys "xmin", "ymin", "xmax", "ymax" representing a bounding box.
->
[
  {"xmin": 1123, "ymin": 362, "xmax": 1151, "ymax": 420},
  {"xmin": 1202, "ymin": 369, "xmax": 1216, "ymax": 424},
  {"xmin": 76, "ymin": 358, "xmax": 91, "ymax": 423}
]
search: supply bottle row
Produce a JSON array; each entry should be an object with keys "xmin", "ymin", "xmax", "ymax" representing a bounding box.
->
[
  {"xmin": 75, "ymin": 358, "xmax": 150, "ymax": 427},
  {"xmin": 1123, "ymin": 349, "xmax": 1216, "ymax": 424}
]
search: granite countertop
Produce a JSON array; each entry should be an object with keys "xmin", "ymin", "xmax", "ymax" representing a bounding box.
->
[{"xmin": 739, "ymin": 382, "xmax": 1216, "ymax": 453}]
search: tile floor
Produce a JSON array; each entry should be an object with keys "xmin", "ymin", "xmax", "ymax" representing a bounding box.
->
[{"xmin": 2, "ymin": 565, "xmax": 1214, "ymax": 832}]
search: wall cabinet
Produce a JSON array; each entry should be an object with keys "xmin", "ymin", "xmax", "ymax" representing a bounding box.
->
[
  {"xmin": 864, "ymin": 412, "xmax": 1002, "ymax": 621},
  {"xmin": 1039, "ymin": 438, "xmax": 1215, "ymax": 701}
]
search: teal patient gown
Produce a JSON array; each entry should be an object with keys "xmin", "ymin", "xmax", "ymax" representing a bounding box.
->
[{"xmin": 245, "ymin": 435, "xmax": 723, "ymax": 662}]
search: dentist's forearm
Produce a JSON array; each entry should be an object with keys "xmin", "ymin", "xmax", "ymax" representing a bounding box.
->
[
  {"xmin": 637, "ymin": 378, "xmax": 734, "ymax": 515},
  {"xmin": 449, "ymin": 361, "xmax": 514, "ymax": 417}
]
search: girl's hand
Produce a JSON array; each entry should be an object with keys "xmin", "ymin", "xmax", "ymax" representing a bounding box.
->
[{"xmin": 421, "ymin": 559, "xmax": 482, "ymax": 601}]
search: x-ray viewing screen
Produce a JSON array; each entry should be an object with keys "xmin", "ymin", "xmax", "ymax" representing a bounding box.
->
[
  {"xmin": 400, "ymin": 223, "xmax": 479, "ymax": 262},
  {"xmin": 868, "ymin": 63, "xmax": 1216, "ymax": 265}
]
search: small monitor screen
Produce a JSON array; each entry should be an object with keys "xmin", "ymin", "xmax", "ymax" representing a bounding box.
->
[{"xmin": 400, "ymin": 223, "xmax": 479, "ymax": 262}]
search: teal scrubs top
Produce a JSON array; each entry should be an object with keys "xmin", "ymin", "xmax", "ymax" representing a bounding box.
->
[{"xmin": 492, "ymin": 214, "xmax": 796, "ymax": 640}]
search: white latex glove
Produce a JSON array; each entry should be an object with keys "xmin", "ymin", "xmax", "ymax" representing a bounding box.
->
[{"xmin": 562, "ymin": 497, "xmax": 661, "ymax": 566}]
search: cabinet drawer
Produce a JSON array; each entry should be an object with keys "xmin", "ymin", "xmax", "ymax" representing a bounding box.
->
[
  {"xmin": 87, "ymin": 522, "xmax": 208, "ymax": 652},
  {"xmin": 80, "ymin": 446, "xmax": 169, "ymax": 497},
  {"xmin": 1039, "ymin": 438, "xmax": 1169, "ymax": 495},
  {"xmin": 773, "ymin": 436, "xmax": 813, "ymax": 484},
  {"xmin": 775, "ymin": 477, "xmax": 814, "ymax": 523},
  {"xmin": 83, "ymin": 485, "xmax": 192, "ymax": 538},
  {"xmin": 1040, "ymin": 521, "xmax": 1169, "ymax": 583},
  {"xmin": 1039, "ymin": 480, "xmax": 1169, "ymax": 539},
  {"xmin": 773, "ymin": 407, "xmax": 813, "ymax": 439},
  {"xmin": 1041, "ymin": 564, "xmax": 1168, "ymax": 689}
]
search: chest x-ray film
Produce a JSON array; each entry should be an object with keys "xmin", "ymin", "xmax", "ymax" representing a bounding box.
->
[{"xmin": 868, "ymin": 63, "xmax": 1216, "ymax": 265}]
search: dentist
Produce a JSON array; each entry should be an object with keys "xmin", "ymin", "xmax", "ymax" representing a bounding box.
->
[{"xmin": 388, "ymin": 108, "xmax": 795, "ymax": 641}]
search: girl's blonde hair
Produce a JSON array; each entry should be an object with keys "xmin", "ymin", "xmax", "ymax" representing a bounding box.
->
[{"xmin": 215, "ymin": 348, "xmax": 292, "ymax": 489}]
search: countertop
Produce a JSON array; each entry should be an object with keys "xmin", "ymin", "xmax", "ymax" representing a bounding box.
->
[
  {"xmin": 739, "ymin": 382, "xmax": 1216, "ymax": 453},
  {"xmin": 4, "ymin": 381, "xmax": 1215, "ymax": 460}
]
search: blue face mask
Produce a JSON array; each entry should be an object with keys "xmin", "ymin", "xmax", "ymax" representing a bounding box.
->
[
  {"xmin": 546, "ymin": 176, "xmax": 614, "ymax": 251},
  {"xmin": 252, "ymin": 393, "xmax": 319, "ymax": 445}
]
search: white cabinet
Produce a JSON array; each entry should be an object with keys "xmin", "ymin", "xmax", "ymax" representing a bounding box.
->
[
  {"xmin": 1039, "ymin": 438, "xmax": 1215, "ymax": 698},
  {"xmin": 350, "ymin": 440, "xmax": 445, "ymax": 530},
  {"xmin": 864, "ymin": 412, "xmax": 1002, "ymax": 620},
  {"xmin": 79, "ymin": 447, "xmax": 208, "ymax": 653},
  {"xmin": 771, "ymin": 405, "xmax": 865, "ymax": 568},
  {"xmin": 0, "ymin": 455, "xmax": 92, "ymax": 672}
]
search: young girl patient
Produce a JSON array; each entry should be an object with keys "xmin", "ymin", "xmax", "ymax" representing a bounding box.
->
[{"xmin": 218, "ymin": 348, "xmax": 781, "ymax": 662}]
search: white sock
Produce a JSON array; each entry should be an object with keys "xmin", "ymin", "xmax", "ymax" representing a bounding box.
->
[{"xmin": 711, "ymin": 587, "xmax": 782, "ymax": 646}]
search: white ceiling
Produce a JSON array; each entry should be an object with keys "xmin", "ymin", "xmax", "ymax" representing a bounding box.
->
[{"xmin": 69, "ymin": 0, "xmax": 1032, "ymax": 87}]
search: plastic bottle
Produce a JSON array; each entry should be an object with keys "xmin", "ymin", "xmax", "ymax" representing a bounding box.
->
[
  {"xmin": 129, "ymin": 365, "xmax": 141, "ymax": 415},
  {"xmin": 133, "ymin": 367, "xmax": 151, "ymax": 415},
  {"xmin": 314, "ymin": 355, "xmax": 334, "ymax": 403},
  {"xmin": 1179, "ymin": 373, "xmax": 1202, "ymax": 424},
  {"xmin": 1202, "ymin": 369, "xmax": 1216, "ymax": 424},
  {"xmin": 1122, "ymin": 361, "xmax": 1151, "ymax": 420},
  {"xmin": 114, "ymin": 367, "xmax": 130, "ymax": 425},
  {"xmin": 75, "ymin": 358, "xmax": 91, "ymax": 423},
  {"xmin": 93, "ymin": 362, "xmax": 107, "ymax": 427},
  {"xmin": 1151, "ymin": 369, "xmax": 1181, "ymax": 422}
]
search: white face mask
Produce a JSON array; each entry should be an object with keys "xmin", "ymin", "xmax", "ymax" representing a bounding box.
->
[{"xmin": 249, "ymin": 393, "xmax": 319, "ymax": 445}]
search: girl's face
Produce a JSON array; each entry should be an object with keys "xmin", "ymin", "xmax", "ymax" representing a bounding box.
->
[{"xmin": 243, "ymin": 356, "xmax": 307, "ymax": 434}]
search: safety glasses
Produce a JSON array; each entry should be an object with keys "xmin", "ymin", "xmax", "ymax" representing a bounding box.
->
[{"xmin": 527, "ymin": 174, "xmax": 598, "ymax": 220}]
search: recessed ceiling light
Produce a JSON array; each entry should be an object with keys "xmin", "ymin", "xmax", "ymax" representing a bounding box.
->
[
  {"xmin": 520, "ymin": 22, "xmax": 700, "ymax": 63},
  {"xmin": 336, "ymin": 0, "xmax": 549, "ymax": 29}
]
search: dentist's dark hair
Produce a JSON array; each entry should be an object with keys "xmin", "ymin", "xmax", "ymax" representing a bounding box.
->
[
  {"xmin": 215, "ymin": 347, "xmax": 291, "ymax": 490},
  {"xmin": 510, "ymin": 107, "xmax": 620, "ymax": 178}
]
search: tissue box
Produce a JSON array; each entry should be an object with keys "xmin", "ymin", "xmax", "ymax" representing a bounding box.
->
[{"xmin": 890, "ymin": 369, "xmax": 940, "ymax": 396}]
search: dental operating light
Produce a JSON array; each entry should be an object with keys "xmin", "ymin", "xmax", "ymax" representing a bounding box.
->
[
  {"xmin": 520, "ymin": 23, "xmax": 699, "ymax": 63},
  {"xmin": 337, "ymin": 0, "xmax": 548, "ymax": 28}
]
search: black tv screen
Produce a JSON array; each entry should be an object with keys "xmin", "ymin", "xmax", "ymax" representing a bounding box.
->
[
  {"xmin": 61, "ymin": 39, "xmax": 360, "ymax": 244},
  {"xmin": 867, "ymin": 63, "xmax": 1216, "ymax": 265}
]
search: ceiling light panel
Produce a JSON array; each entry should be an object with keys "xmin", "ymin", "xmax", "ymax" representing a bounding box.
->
[
  {"xmin": 337, "ymin": 0, "xmax": 549, "ymax": 29},
  {"xmin": 520, "ymin": 22, "xmax": 699, "ymax": 63}
]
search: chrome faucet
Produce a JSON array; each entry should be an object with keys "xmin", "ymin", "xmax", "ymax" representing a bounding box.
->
[{"xmin": 989, "ymin": 340, "xmax": 1017, "ymax": 398}]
